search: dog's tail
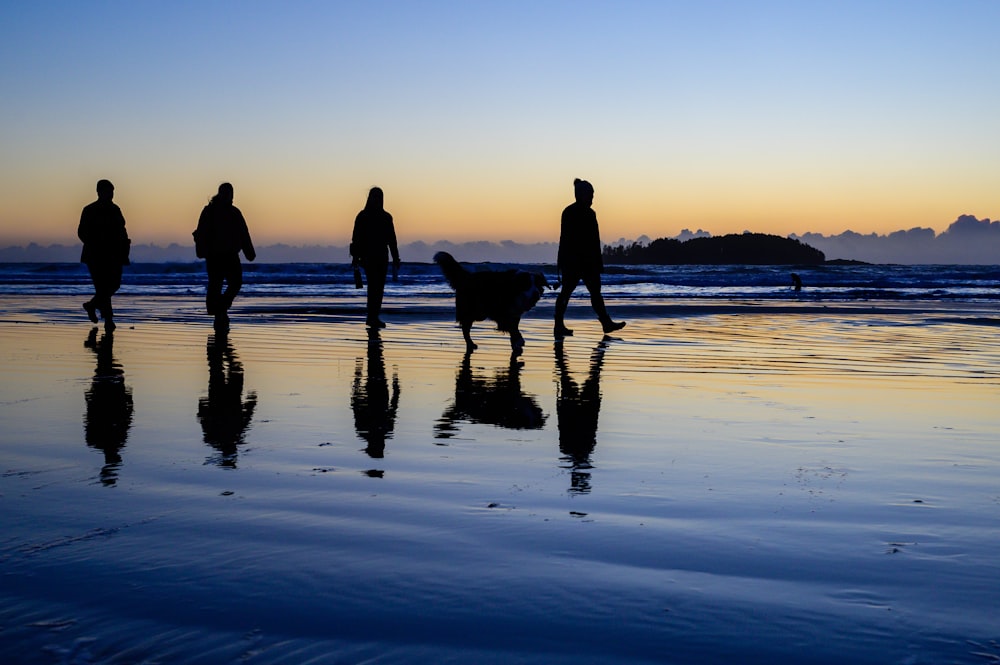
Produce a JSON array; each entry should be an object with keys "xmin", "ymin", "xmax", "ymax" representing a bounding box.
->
[{"xmin": 433, "ymin": 251, "xmax": 468, "ymax": 290}]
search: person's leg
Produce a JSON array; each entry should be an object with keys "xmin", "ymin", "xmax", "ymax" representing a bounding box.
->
[
  {"xmin": 84, "ymin": 264, "xmax": 100, "ymax": 323},
  {"xmin": 220, "ymin": 254, "xmax": 243, "ymax": 313},
  {"xmin": 100, "ymin": 265, "xmax": 123, "ymax": 329},
  {"xmin": 211, "ymin": 254, "xmax": 242, "ymax": 332},
  {"xmin": 98, "ymin": 288, "xmax": 115, "ymax": 329},
  {"xmin": 205, "ymin": 257, "xmax": 224, "ymax": 315},
  {"xmin": 365, "ymin": 261, "xmax": 387, "ymax": 326},
  {"xmin": 88, "ymin": 263, "xmax": 121, "ymax": 328},
  {"xmin": 554, "ymin": 272, "xmax": 580, "ymax": 338},
  {"xmin": 583, "ymin": 272, "xmax": 625, "ymax": 333}
]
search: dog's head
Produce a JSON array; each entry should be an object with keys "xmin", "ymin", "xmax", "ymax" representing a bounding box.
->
[{"xmin": 513, "ymin": 270, "xmax": 550, "ymax": 311}]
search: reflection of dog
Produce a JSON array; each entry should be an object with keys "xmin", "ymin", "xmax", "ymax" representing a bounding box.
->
[
  {"xmin": 434, "ymin": 251, "xmax": 549, "ymax": 355},
  {"xmin": 435, "ymin": 353, "xmax": 546, "ymax": 438}
]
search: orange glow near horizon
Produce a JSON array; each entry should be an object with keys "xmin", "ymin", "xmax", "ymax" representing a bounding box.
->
[
  {"xmin": 4, "ymin": 119, "xmax": 994, "ymax": 248},
  {"xmin": 1, "ymin": 170, "xmax": 995, "ymax": 248}
]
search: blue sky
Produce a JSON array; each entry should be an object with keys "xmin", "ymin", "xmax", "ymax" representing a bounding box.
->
[{"xmin": 1, "ymin": 1, "xmax": 997, "ymax": 246}]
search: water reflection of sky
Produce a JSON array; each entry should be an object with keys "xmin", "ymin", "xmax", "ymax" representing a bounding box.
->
[{"xmin": 1, "ymin": 316, "xmax": 999, "ymax": 663}]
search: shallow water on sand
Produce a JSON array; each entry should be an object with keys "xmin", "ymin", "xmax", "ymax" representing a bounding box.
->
[{"xmin": 1, "ymin": 297, "xmax": 999, "ymax": 664}]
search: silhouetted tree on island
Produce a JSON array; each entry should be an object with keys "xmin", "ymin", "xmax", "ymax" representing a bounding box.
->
[{"xmin": 604, "ymin": 233, "xmax": 825, "ymax": 265}]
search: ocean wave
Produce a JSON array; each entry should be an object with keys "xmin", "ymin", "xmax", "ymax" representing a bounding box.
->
[{"xmin": 0, "ymin": 262, "xmax": 997, "ymax": 301}]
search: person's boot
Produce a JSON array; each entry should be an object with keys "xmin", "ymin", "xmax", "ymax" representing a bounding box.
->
[
  {"xmin": 554, "ymin": 323, "xmax": 574, "ymax": 338},
  {"xmin": 83, "ymin": 301, "xmax": 98, "ymax": 323},
  {"xmin": 601, "ymin": 319, "xmax": 626, "ymax": 334},
  {"xmin": 101, "ymin": 301, "xmax": 115, "ymax": 330}
]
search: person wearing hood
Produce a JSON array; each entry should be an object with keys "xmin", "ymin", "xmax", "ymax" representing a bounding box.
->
[{"xmin": 193, "ymin": 182, "xmax": 256, "ymax": 332}]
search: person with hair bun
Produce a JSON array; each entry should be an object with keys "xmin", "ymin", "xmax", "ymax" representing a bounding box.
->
[{"xmin": 553, "ymin": 178, "xmax": 625, "ymax": 338}]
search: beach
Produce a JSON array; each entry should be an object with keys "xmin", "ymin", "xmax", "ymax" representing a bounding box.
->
[{"xmin": 1, "ymin": 294, "xmax": 999, "ymax": 664}]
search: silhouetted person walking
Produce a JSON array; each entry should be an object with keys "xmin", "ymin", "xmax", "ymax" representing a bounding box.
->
[
  {"xmin": 194, "ymin": 183, "xmax": 256, "ymax": 333},
  {"xmin": 350, "ymin": 187, "xmax": 400, "ymax": 328},
  {"xmin": 78, "ymin": 179, "xmax": 130, "ymax": 331},
  {"xmin": 554, "ymin": 179, "xmax": 625, "ymax": 338},
  {"xmin": 84, "ymin": 328, "xmax": 133, "ymax": 486}
]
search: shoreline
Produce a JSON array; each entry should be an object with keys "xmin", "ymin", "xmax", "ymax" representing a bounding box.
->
[{"xmin": 2, "ymin": 294, "xmax": 998, "ymax": 327}]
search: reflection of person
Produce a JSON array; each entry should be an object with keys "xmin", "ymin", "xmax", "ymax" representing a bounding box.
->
[
  {"xmin": 554, "ymin": 178, "xmax": 625, "ymax": 339},
  {"xmin": 197, "ymin": 334, "xmax": 257, "ymax": 468},
  {"xmin": 83, "ymin": 328, "xmax": 133, "ymax": 486},
  {"xmin": 350, "ymin": 187, "xmax": 400, "ymax": 328},
  {"xmin": 193, "ymin": 183, "xmax": 256, "ymax": 333},
  {"xmin": 78, "ymin": 179, "xmax": 130, "ymax": 331},
  {"xmin": 435, "ymin": 353, "xmax": 546, "ymax": 438},
  {"xmin": 554, "ymin": 339, "xmax": 608, "ymax": 494},
  {"xmin": 351, "ymin": 330, "xmax": 400, "ymax": 459}
]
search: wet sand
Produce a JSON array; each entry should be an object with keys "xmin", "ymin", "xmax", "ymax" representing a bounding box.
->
[{"xmin": 1, "ymin": 296, "xmax": 999, "ymax": 664}]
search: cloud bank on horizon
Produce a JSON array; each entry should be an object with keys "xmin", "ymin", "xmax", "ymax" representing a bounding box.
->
[
  {"xmin": 1, "ymin": 2, "xmax": 997, "ymax": 248},
  {"xmin": 793, "ymin": 215, "xmax": 1000, "ymax": 265},
  {"xmin": 3, "ymin": 215, "xmax": 996, "ymax": 265}
]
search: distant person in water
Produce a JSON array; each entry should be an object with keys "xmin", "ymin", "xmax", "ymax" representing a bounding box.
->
[
  {"xmin": 791, "ymin": 273, "xmax": 803, "ymax": 292},
  {"xmin": 193, "ymin": 183, "xmax": 256, "ymax": 333},
  {"xmin": 78, "ymin": 179, "xmax": 131, "ymax": 331},
  {"xmin": 350, "ymin": 187, "xmax": 400, "ymax": 328},
  {"xmin": 554, "ymin": 178, "xmax": 625, "ymax": 338}
]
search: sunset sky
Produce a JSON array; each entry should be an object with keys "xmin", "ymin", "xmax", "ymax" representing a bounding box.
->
[{"xmin": 1, "ymin": 1, "xmax": 997, "ymax": 247}]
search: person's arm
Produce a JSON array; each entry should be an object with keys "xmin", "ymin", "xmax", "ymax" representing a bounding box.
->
[
  {"xmin": 78, "ymin": 206, "xmax": 91, "ymax": 244},
  {"xmin": 195, "ymin": 206, "xmax": 209, "ymax": 234},
  {"xmin": 386, "ymin": 215, "xmax": 400, "ymax": 281},
  {"xmin": 117, "ymin": 207, "xmax": 131, "ymax": 265},
  {"xmin": 239, "ymin": 212, "xmax": 256, "ymax": 262},
  {"xmin": 193, "ymin": 206, "xmax": 209, "ymax": 258},
  {"xmin": 117, "ymin": 208, "xmax": 129, "ymax": 239},
  {"xmin": 387, "ymin": 214, "xmax": 400, "ymax": 264},
  {"xmin": 242, "ymin": 235, "xmax": 256, "ymax": 262},
  {"xmin": 591, "ymin": 210, "xmax": 604, "ymax": 273},
  {"xmin": 350, "ymin": 212, "xmax": 363, "ymax": 264},
  {"xmin": 557, "ymin": 207, "xmax": 570, "ymax": 274}
]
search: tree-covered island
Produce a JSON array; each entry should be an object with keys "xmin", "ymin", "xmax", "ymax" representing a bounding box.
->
[{"xmin": 604, "ymin": 233, "xmax": 825, "ymax": 265}]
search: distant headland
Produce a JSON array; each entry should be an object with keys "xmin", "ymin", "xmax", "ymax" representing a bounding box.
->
[{"xmin": 603, "ymin": 233, "xmax": 825, "ymax": 265}]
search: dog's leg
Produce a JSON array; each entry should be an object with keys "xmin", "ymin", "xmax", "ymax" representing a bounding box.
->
[
  {"xmin": 510, "ymin": 329, "xmax": 525, "ymax": 357},
  {"xmin": 462, "ymin": 322, "xmax": 478, "ymax": 351}
]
